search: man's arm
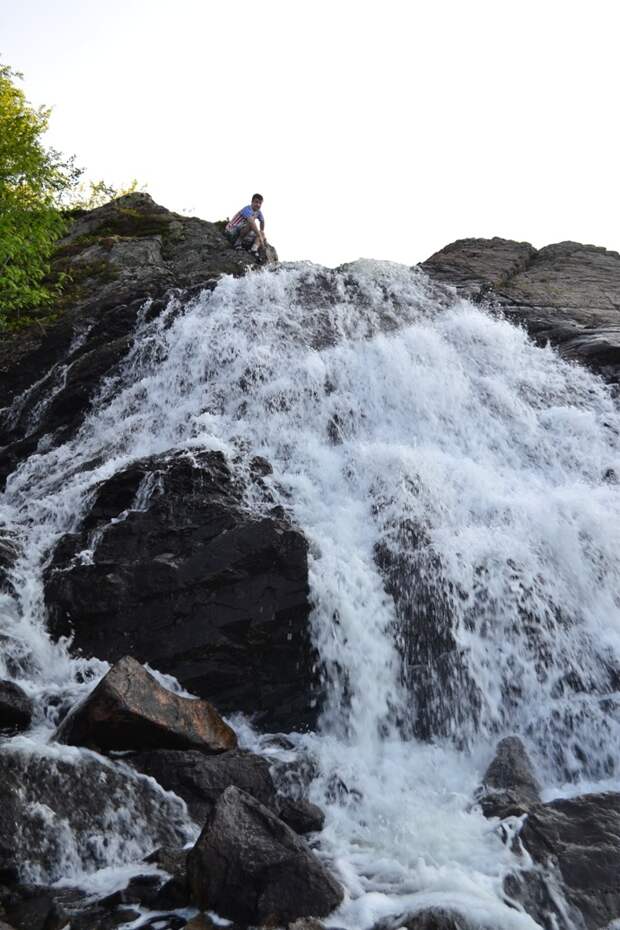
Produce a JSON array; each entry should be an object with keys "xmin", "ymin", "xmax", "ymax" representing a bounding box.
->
[{"xmin": 241, "ymin": 206, "xmax": 265, "ymax": 243}]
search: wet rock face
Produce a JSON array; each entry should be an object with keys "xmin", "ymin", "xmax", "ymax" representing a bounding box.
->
[
  {"xmin": 53, "ymin": 656, "xmax": 237, "ymax": 754},
  {"xmin": 514, "ymin": 791, "xmax": 620, "ymax": 930},
  {"xmin": 0, "ymin": 193, "xmax": 270, "ymax": 487},
  {"xmin": 422, "ymin": 238, "xmax": 620, "ymax": 383},
  {"xmin": 187, "ymin": 786, "xmax": 343, "ymax": 925},
  {"xmin": 375, "ymin": 531, "xmax": 481, "ymax": 742},
  {"xmin": 45, "ymin": 451, "xmax": 319, "ymax": 731},
  {"xmin": 480, "ymin": 739, "xmax": 620, "ymax": 929},
  {"xmin": 477, "ymin": 735, "xmax": 541, "ymax": 818},
  {"xmin": 0, "ymin": 681, "xmax": 33, "ymax": 732},
  {"xmin": 0, "ymin": 746, "xmax": 190, "ymax": 882}
]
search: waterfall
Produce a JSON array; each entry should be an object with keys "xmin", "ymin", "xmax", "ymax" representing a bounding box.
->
[{"xmin": 1, "ymin": 259, "xmax": 619, "ymax": 927}]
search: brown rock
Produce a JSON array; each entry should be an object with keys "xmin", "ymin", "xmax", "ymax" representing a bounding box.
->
[{"xmin": 53, "ymin": 656, "xmax": 237, "ymax": 753}]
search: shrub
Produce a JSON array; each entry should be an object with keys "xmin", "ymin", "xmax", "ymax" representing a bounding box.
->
[{"xmin": 0, "ymin": 62, "xmax": 81, "ymax": 330}]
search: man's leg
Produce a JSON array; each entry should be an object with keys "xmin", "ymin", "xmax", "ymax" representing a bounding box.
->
[{"xmin": 236, "ymin": 222, "xmax": 257, "ymax": 251}]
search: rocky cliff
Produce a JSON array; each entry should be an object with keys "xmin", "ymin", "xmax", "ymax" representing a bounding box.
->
[
  {"xmin": 2, "ymin": 202, "xmax": 620, "ymax": 930},
  {"xmin": 422, "ymin": 237, "xmax": 620, "ymax": 384}
]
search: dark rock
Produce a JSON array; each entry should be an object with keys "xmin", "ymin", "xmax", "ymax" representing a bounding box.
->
[
  {"xmin": 1, "ymin": 888, "xmax": 68, "ymax": 930},
  {"xmin": 0, "ymin": 193, "xmax": 273, "ymax": 486},
  {"xmin": 513, "ymin": 791, "xmax": 620, "ymax": 930},
  {"xmin": 67, "ymin": 905, "xmax": 140, "ymax": 930},
  {"xmin": 53, "ymin": 655, "xmax": 236, "ymax": 753},
  {"xmin": 269, "ymin": 746, "xmax": 320, "ymax": 799},
  {"xmin": 371, "ymin": 910, "xmax": 478, "ymax": 930},
  {"xmin": 145, "ymin": 844, "xmax": 188, "ymax": 877},
  {"xmin": 422, "ymin": 238, "xmax": 620, "ymax": 384},
  {"xmin": 99, "ymin": 872, "xmax": 188, "ymax": 911},
  {"xmin": 0, "ymin": 681, "xmax": 33, "ymax": 732},
  {"xmin": 375, "ymin": 528, "xmax": 481, "ymax": 741},
  {"xmin": 477, "ymin": 736, "xmax": 541, "ymax": 818},
  {"xmin": 144, "ymin": 847, "xmax": 189, "ymax": 909},
  {"xmin": 0, "ymin": 882, "xmax": 140, "ymax": 930},
  {"xmin": 277, "ymin": 797, "xmax": 326, "ymax": 834},
  {"xmin": 186, "ymin": 786, "xmax": 343, "ymax": 925},
  {"xmin": 0, "ymin": 744, "xmax": 189, "ymax": 880},
  {"xmin": 129, "ymin": 748, "xmax": 275, "ymax": 825},
  {"xmin": 45, "ymin": 451, "xmax": 319, "ymax": 731}
]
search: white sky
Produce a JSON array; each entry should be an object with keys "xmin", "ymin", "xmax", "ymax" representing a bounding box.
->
[{"xmin": 2, "ymin": 0, "xmax": 619, "ymax": 267}]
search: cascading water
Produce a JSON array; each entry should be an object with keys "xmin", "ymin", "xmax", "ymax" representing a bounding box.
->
[{"xmin": 1, "ymin": 259, "xmax": 620, "ymax": 927}]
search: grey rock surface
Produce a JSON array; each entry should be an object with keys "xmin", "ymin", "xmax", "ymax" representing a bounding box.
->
[
  {"xmin": 422, "ymin": 238, "xmax": 620, "ymax": 383},
  {"xmin": 514, "ymin": 791, "xmax": 620, "ymax": 930},
  {"xmin": 186, "ymin": 786, "xmax": 343, "ymax": 925},
  {"xmin": 477, "ymin": 735, "xmax": 541, "ymax": 818},
  {"xmin": 0, "ymin": 744, "xmax": 189, "ymax": 881},
  {"xmin": 129, "ymin": 748, "xmax": 276, "ymax": 826}
]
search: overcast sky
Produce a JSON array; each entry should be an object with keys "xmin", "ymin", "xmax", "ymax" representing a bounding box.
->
[{"xmin": 2, "ymin": 0, "xmax": 619, "ymax": 267}]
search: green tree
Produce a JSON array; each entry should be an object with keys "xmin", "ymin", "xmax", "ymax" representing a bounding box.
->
[
  {"xmin": 0, "ymin": 62, "xmax": 81, "ymax": 329},
  {"xmin": 65, "ymin": 177, "xmax": 145, "ymax": 211}
]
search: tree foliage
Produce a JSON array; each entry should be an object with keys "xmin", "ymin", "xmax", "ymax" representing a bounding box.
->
[
  {"xmin": 66, "ymin": 177, "xmax": 144, "ymax": 211},
  {"xmin": 0, "ymin": 62, "xmax": 81, "ymax": 329}
]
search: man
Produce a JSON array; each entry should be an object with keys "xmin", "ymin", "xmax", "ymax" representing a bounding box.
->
[{"xmin": 225, "ymin": 194, "xmax": 266, "ymax": 254}]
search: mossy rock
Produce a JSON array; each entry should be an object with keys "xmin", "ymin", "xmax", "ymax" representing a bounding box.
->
[{"xmin": 92, "ymin": 207, "xmax": 178, "ymax": 240}]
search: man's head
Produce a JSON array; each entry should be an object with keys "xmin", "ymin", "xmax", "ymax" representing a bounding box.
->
[{"xmin": 251, "ymin": 193, "xmax": 264, "ymax": 210}]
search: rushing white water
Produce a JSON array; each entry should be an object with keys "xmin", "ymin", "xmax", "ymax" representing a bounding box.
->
[{"xmin": 1, "ymin": 260, "xmax": 620, "ymax": 927}]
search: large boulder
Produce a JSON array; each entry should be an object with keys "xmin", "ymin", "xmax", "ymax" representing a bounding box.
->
[
  {"xmin": 45, "ymin": 451, "xmax": 319, "ymax": 731},
  {"xmin": 53, "ymin": 656, "xmax": 236, "ymax": 753},
  {"xmin": 476, "ymin": 736, "xmax": 541, "ymax": 818},
  {"xmin": 422, "ymin": 238, "xmax": 620, "ymax": 383},
  {"xmin": 512, "ymin": 791, "xmax": 620, "ymax": 930},
  {"xmin": 0, "ymin": 743, "xmax": 190, "ymax": 882},
  {"xmin": 128, "ymin": 748, "xmax": 276, "ymax": 825},
  {"xmin": 478, "ymin": 748, "xmax": 620, "ymax": 930},
  {"xmin": 186, "ymin": 786, "xmax": 343, "ymax": 925},
  {"xmin": 0, "ymin": 681, "xmax": 33, "ymax": 732}
]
